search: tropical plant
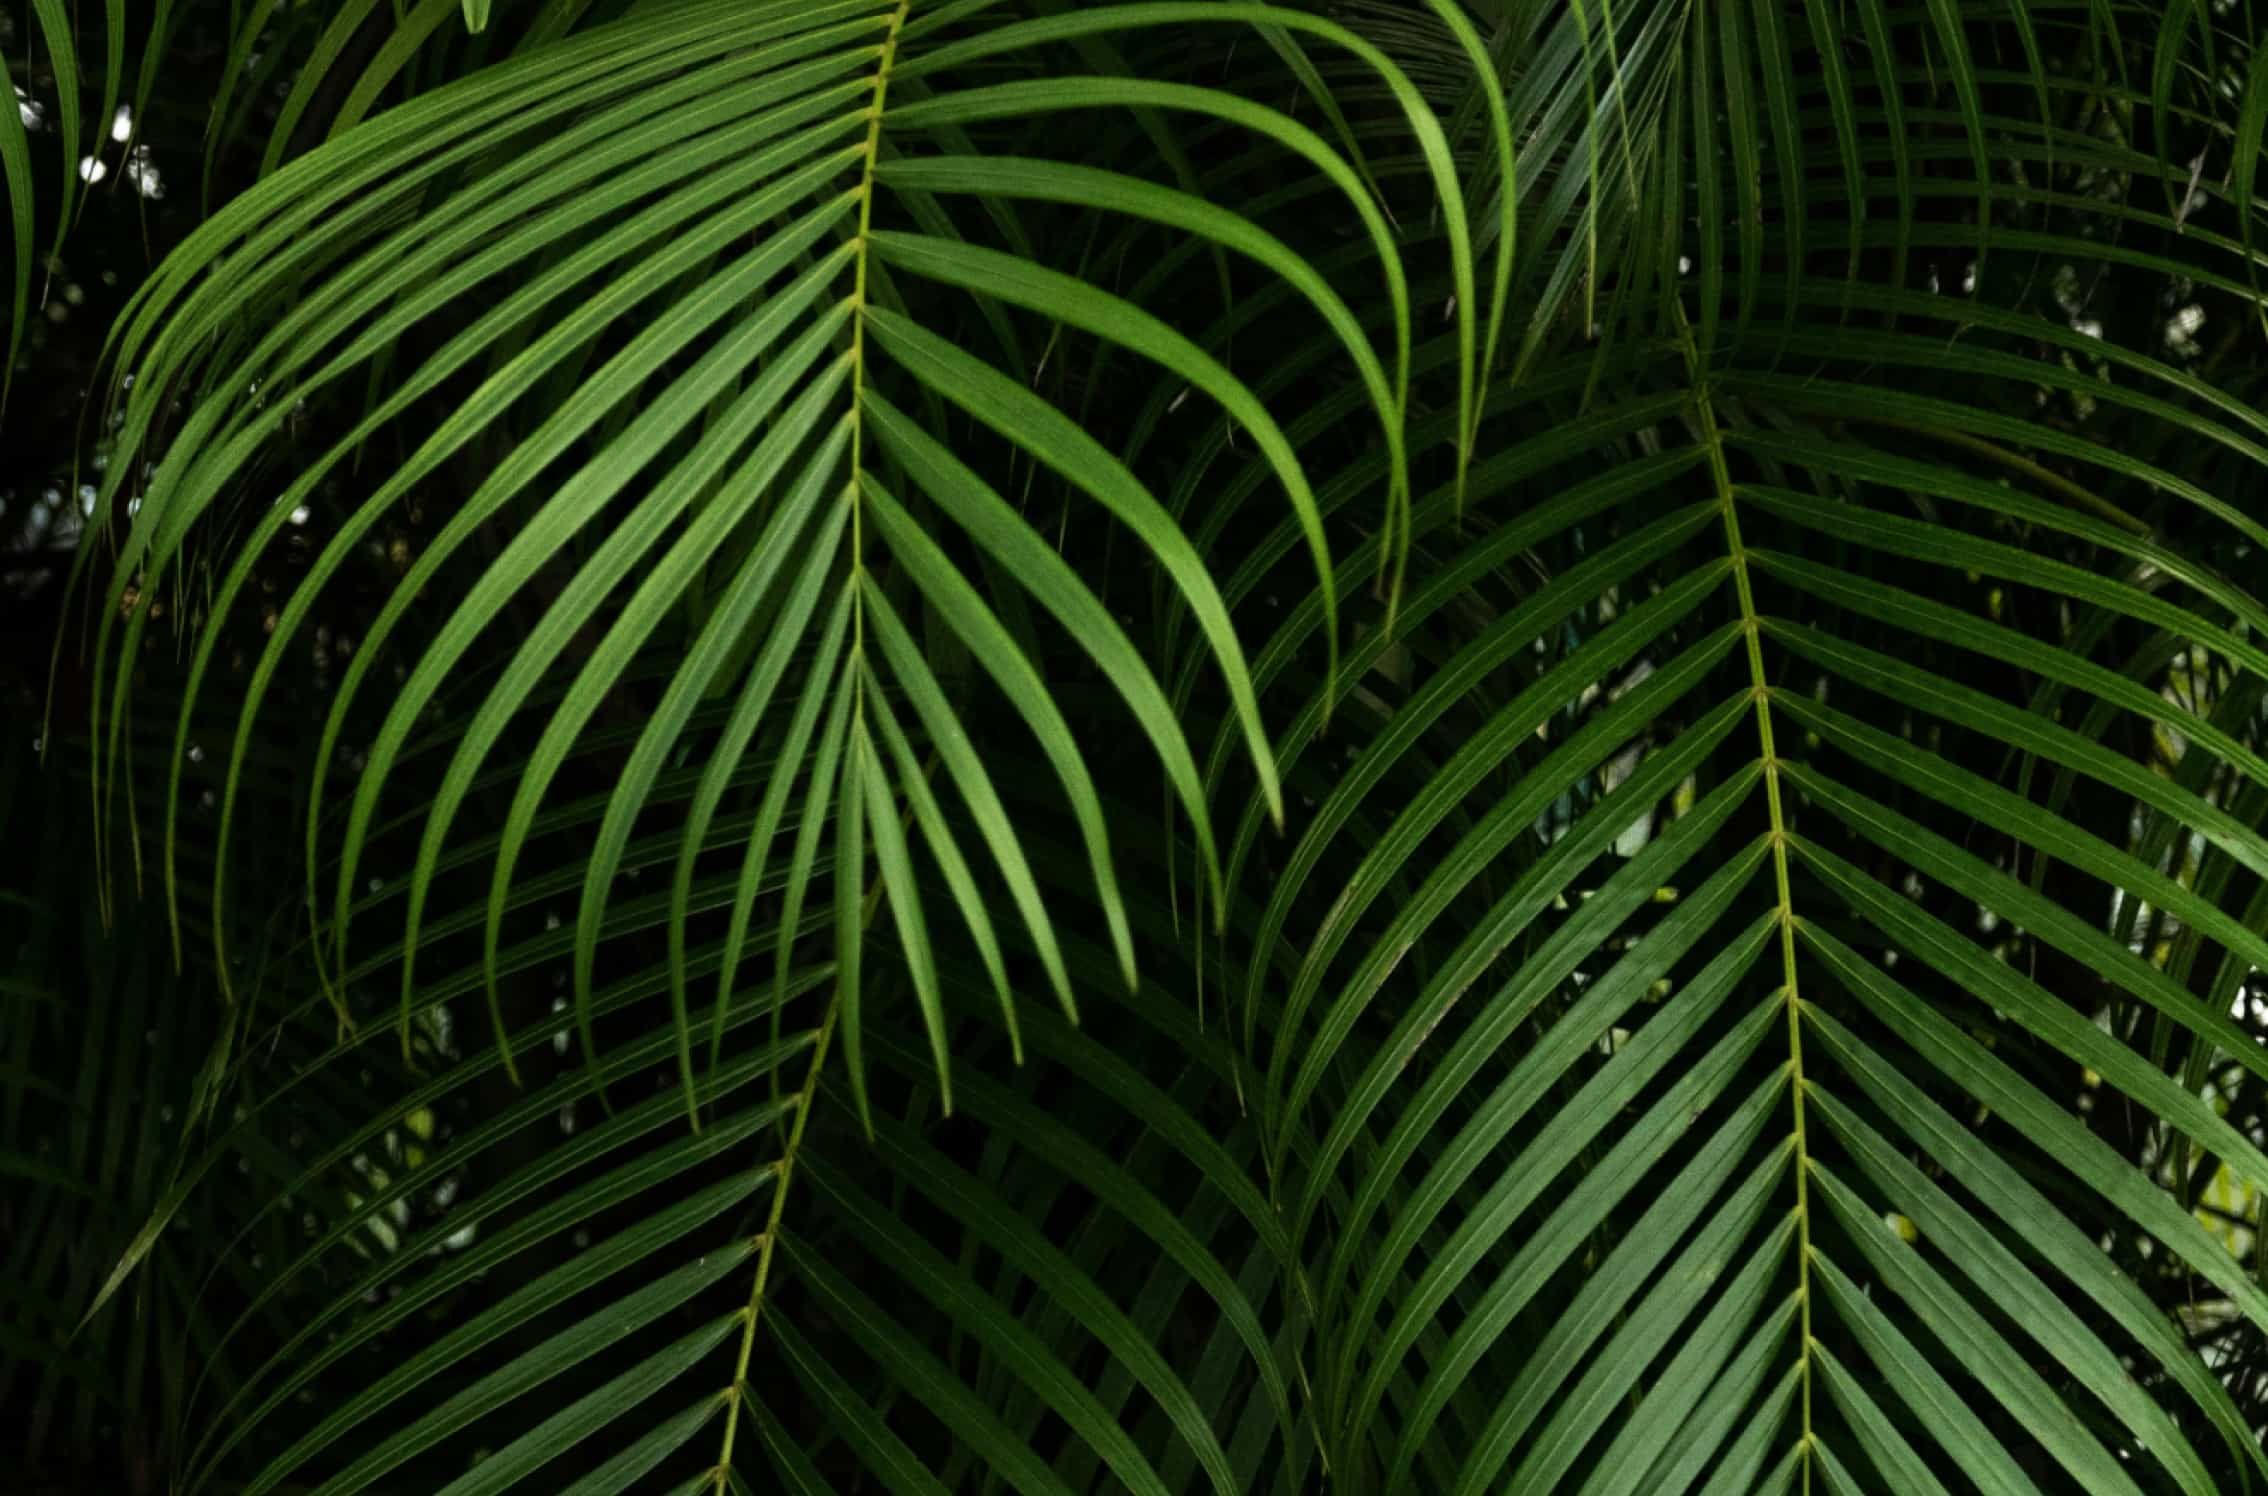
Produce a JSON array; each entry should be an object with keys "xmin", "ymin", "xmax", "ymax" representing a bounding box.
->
[{"xmin": 9, "ymin": 0, "xmax": 2268, "ymax": 1490}]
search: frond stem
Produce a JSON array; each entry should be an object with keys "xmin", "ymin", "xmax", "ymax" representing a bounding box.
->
[
  {"xmin": 711, "ymin": 6, "xmax": 907, "ymax": 1486},
  {"xmin": 1694, "ymin": 374, "xmax": 1816, "ymax": 1492},
  {"xmin": 845, "ymin": 0, "xmax": 908, "ymax": 631},
  {"xmin": 710, "ymin": 978, "xmax": 842, "ymax": 1489},
  {"xmin": 713, "ymin": 858, "xmax": 895, "ymax": 1488}
]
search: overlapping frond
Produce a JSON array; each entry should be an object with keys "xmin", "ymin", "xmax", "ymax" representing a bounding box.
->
[
  {"xmin": 1219, "ymin": 4, "xmax": 2268, "ymax": 1488},
  {"xmin": 67, "ymin": 0, "xmax": 1500, "ymax": 1488},
  {"xmin": 1247, "ymin": 386, "xmax": 2268, "ymax": 1486},
  {"xmin": 80, "ymin": 0, "xmax": 1493, "ymax": 1105}
]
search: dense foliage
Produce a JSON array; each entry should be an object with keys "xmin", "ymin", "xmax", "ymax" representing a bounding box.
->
[{"xmin": 8, "ymin": 1, "xmax": 2268, "ymax": 1491}]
